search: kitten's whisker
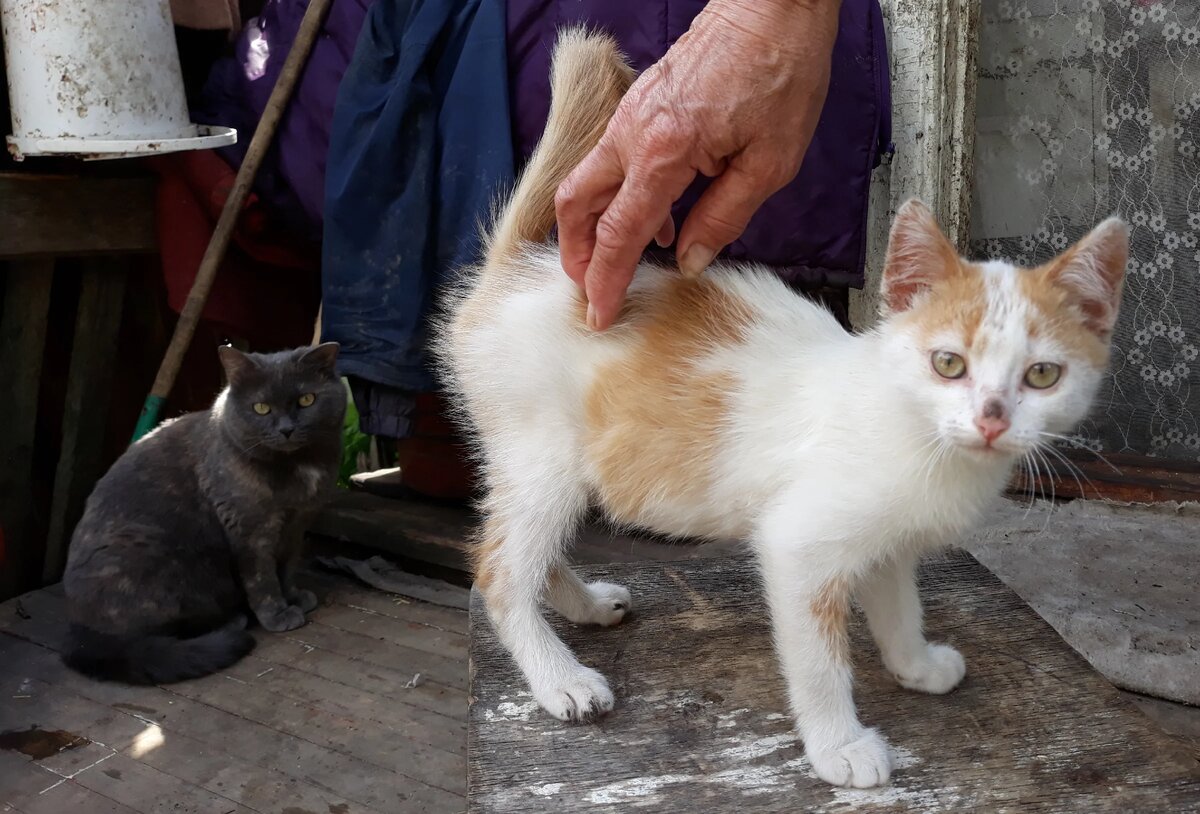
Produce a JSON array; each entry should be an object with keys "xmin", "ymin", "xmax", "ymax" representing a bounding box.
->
[
  {"xmin": 1036, "ymin": 432, "xmax": 1121, "ymax": 473},
  {"xmin": 1040, "ymin": 442, "xmax": 1098, "ymax": 499},
  {"xmin": 1032, "ymin": 446, "xmax": 1058, "ymax": 532},
  {"xmin": 1019, "ymin": 453, "xmax": 1038, "ymax": 519}
]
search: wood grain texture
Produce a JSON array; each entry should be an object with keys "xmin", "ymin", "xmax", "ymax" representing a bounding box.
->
[
  {"xmin": 1009, "ymin": 450, "xmax": 1200, "ymax": 503},
  {"xmin": 42, "ymin": 260, "xmax": 128, "ymax": 582},
  {"xmin": 311, "ymin": 490, "xmax": 474, "ymax": 573},
  {"xmin": 310, "ymin": 492, "xmax": 741, "ymax": 579},
  {"xmin": 0, "ymin": 174, "xmax": 157, "ymax": 259},
  {"xmin": 0, "ymin": 259, "xmax": 54, "ymax": 600},
  {"xmin": 468, "ymin": 552, "xmax": 1200, "ymax": 812},
  {"xmin": 0, "ymin": 571, "xmax": 470, "ymax": 814}
]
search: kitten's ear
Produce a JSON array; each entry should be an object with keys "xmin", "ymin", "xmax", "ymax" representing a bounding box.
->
[
  {"xmin": 217, "ymin": 345, "xmax": 258, "ymax": 387},
  {"xmin": 1041, "ymin": 217, "xmax": 1128, "ymax": 337},
  {"xmin": 299, "ymin": 342, "xmax": 340, "ymax": 376},
  {"xmin": 881, "ymin": 199, "xmax": 963, "ymax": 314}
]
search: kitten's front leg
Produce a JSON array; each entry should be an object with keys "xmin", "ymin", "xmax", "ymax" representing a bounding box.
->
[
  {"xmin": 858, "ymin": 554, "xmax": 965, "ymax": 695},
  {"xmin": 231, "ymin": 528, "xmax": 306, "ymax": 632},
  {"xmin": 757, "ymin": 540, "xmax": 891, "ymax": 789}
]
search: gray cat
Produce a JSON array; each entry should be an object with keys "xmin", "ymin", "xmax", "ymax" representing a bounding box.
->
[{"xmin": 62, "ymin": 343, "xmax": 346, "ymax": 684}]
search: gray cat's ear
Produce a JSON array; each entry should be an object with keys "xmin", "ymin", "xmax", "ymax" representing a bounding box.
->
[
  {"xmin": 218, "ymin": 345, "xmax": 258, "ymax": 387},
  {"xmin": 299, "ymin": 342, "xmax": 340, "ymax": 376}
]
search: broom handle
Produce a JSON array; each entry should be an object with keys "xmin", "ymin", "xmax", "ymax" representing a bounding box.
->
[{"xmin": 134, "ymin": 0, "xmax": 334, "ymax": 439}]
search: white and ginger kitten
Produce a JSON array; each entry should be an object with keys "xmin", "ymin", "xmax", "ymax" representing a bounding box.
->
[{"xmin": 436, "ymin": 30, "xmax": 1128, "ymax": 788}]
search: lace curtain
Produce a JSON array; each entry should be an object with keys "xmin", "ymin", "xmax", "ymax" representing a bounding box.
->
[{"xmin": 971, "ymin": 0, "xmax": 1200, "ymax": 460}]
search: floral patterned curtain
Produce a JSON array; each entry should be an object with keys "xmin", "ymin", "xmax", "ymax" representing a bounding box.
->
[{"xmin": 971, "ymin": 0, "xmax": 1200, "ymax": 460}]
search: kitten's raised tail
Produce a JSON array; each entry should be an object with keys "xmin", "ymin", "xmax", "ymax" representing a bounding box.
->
[
  {"xmin": 485, "ymin": 28, "xmax": 634, "ymax": 267},
  {"xmin": 62, "ymin": 620, "xmax": 255, "ymax": 685}
]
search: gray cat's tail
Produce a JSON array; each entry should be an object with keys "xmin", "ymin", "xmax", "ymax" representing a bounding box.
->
[{"xmin": 62, "ymin": 621, "xmax": 255, "ymax": 685}]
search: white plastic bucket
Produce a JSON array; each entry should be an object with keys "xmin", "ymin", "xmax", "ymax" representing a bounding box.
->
[{"xmin": 1, "ymin": 0, "xmax": 236, "ymax": 160}]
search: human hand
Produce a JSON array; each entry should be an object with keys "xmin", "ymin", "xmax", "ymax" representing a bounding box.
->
[{"xmin": 554, "ymin": 0, "xmax": 841, "ymax": 330}]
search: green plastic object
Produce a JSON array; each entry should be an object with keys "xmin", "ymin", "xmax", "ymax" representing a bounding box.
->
[
  {"xmin": 338, "ymin": 380, "xmax": 371, "ymax": 488},
  {"xmin": 131, "ymin": 395, "xmax": 166, "ymax": 443}
]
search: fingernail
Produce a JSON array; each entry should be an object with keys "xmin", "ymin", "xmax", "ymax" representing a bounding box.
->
[
  {"xmin": 680, "ymin": 244, "xmax": 715, "ymax": 278},
  {"xmin": 586, "ymin": 303, "xmax": 599, "ymax": 331}
]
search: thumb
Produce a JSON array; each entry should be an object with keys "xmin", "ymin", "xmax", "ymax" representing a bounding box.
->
[{"xmin": 675, "ymin": 163, "xmax": 779, "ymax": 278}]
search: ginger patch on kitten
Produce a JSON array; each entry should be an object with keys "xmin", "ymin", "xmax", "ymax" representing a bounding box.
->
[{"xmin": 584, "ymin": 278, "xmax": 754, "ymax": 527}]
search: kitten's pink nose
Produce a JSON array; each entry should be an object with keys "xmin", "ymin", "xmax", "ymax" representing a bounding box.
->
[{"xmin": 975, "ymin": 398, "xmax": 1010, "ymax": 446}]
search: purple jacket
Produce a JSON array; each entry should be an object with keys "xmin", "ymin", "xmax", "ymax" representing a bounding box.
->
[{"xmin": 507, "ymin": 0, "xmax": 891, "ymax": 288}]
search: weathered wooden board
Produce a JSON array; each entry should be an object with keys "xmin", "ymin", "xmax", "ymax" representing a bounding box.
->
[
  {"xmin": 0, "ymin": 173, "xmax": 157, "ymax": 259},
  {"xmin": 468, "ymin": 552, "xmax": 1200, "ymax": 812},
  {"xmin": 0, "ymin": 259, "xmax": 54, "ymax": 600},
  {"xmin": 43, "ymin": 259, "xmax": 128, "ymax": 582},
  {"xmin": 0, "ymin": 571, "xmax": 470, "ymax": 814},
  {"xmin": 310, "ymin": 491, "xmax": 740, "ymax": 579}
]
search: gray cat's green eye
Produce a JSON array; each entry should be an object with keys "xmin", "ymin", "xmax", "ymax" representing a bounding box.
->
[
  {"xmin": 1024, "ymin": 362, "xmax": 1062, "ymax": 389},
  {"xmin": 298, "ymin": 393, "xmax": 316, "ymax": 408},
  {"xmin": 253, "ymin": 402, "xmax": 271, "ymax": 415},
  {"xmin": 931, "ymin": 351, "xmax": 967, "ymax": 380}
]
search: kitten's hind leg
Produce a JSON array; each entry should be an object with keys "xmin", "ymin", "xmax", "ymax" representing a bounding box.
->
[
  {"xmin": 476, "ymin": 482, "xmax": 613, "ymax": 722},
  {"xmin": 545, "ymin": 565, "xmax": 632, "ymax": 627}
]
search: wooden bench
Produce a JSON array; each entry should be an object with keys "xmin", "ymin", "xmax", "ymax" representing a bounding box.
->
[{"xmin": 468, "ymin": 552, "xmax": 1200, "ymax": 812}]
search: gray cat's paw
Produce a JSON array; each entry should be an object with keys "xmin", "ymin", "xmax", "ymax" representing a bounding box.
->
[
  {"xmin": 290, "ymin": 589, "xmax": 319, "ymax": 613},
  {"xmin": 258, "ymin": 604, "xmax": 307, "ymax": 632}
]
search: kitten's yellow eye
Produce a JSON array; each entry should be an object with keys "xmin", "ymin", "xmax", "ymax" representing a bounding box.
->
[
  {"xmin": 298, "ymin": 393, "xmax": 316, "ymax": 408},
  {"xmin": 931, "ymin": 351, "xmax": 967, "ymax": 380},
  {"xmin": 253, "ymin": 402, "xmax": 271, "ymax": 415},
  {"xmin": 1024, "ymin": 362, "xmax": 1062, "ymax": 389}
]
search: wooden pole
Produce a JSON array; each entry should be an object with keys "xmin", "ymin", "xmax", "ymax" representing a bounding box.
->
[{"xmin": 132, "ymin": 0, "xmax": 335, "ymax": 441}]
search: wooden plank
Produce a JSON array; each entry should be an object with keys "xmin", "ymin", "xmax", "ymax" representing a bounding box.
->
[
  {"xmin": 1009, "ymin": 450, "xmax": 1200, "ymax": 503},
  {"xmin": 309, "ymin": 491, "xmax": 739, "ymax": 581},
  {"xmin": 0, "ymin": 600, "xmax": 465, "ymax": 813},
  {"xmin": 311, "ymin": 490, "xmax": 474, "ymax": 573},
  {"xmin": 0, "ymin": 581, "xmax": 470, "ymax": 706},
  {"xmin": 0, "ymin": 751, "xmax": 139, "ymax": 814},
  {"xmin": 308, "ymin": 570, "xmax": 471, "ymax": 634},
  {"xmin": 163, "ymin": 660, "xmax": 464, "ymax": 794},
  {"xmin": 42, "ymin": 260, "xmax": 128, "ymax": 582},
  {"xmin": 0, "ymin": 679, "xmax": 256, "ymax": 814},
  {"xmin": 221, "ymin": 653, "xmax": 467, "ymax": 756},
  {"xmin": 0, "ymin": 658, "xmax": 379, "ymax": 814},
  {"xmin": 467, "ymin": 552, "xmax": 1200, "ymax": 812},
  {"xmin": 284, "ymin": 621, "xmax": 468, "ymax": 692},
  {"xmin": 852, "ymin": 0, "xmax": 981, "ymax": 329},
  {"xmin": 0, "ymin": 633, "xmax": 462, "ymax": 814},
  {"xmin": 0, "ymin": 174, "xmax": 157, "ymax": 259},
  {"xmin": 310, "ymin": 606, "xmax": 469, "ymax": 664},
  {"xmin": 244, "ymin": 626, "xmax": 467, "ymax": 722},
  {"xmin": 0, "ymin": 588, "xmax": 465, "ymax": 793},
  {"xmin": 0, "ymin": 259, "xmax": 54, "ymax": 600}
]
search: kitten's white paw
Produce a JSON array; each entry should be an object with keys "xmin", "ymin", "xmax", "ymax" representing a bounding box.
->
[
  {"xmin": 532, "ymin": 665, "xmax": 615, "ymax": 722},
  {"xmin": 808, "ymin": 729, "xmax": 893, "ymax": 788},
  {"xmin": 579, "ymin": 582, "xmax": 632, "ymax": 626},
  {"xmin": 892, "ymin": 643, "xmax": 965, "ymax": 695}
]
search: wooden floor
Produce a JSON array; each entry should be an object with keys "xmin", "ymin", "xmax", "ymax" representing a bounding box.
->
[
  {"xmin": 4, "ymin": 493, "xmax": 1198, "ymax": 813},
  {"xmin": 0, "ymin": 571, "xmax": 470, "ymax": 814}
]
